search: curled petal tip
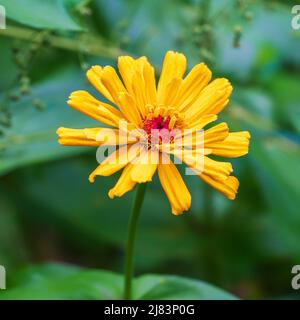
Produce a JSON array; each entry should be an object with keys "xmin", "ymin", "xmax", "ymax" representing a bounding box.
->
[
  {"xmin": 88, "ymin": 175, "xmax": 95, "ymax": 183},
  {"xmin": 108, "ymin": 190, "xmax": 115, "ymax": 199}
]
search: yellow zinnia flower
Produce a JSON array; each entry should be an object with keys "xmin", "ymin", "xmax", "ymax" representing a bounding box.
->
[{"xmin": 57, "ymin": 51, "xmax": 250, "ymax": 215}]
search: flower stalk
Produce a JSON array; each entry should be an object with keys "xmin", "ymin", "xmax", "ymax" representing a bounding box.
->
[{"xmin": 124, "ymin": 183, "xmax": 147, "ymax": 300}]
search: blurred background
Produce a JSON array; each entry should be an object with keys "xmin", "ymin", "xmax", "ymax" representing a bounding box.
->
[{"xmin": 0, "ymin": 0, "xmax": 300, "ymax": 299}]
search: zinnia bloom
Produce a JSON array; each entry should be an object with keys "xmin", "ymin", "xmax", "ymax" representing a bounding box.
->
[{"xmin": 57, "ymin": 51, "xmax": 250, "ymax": 215}]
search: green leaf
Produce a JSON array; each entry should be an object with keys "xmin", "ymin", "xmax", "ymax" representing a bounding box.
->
[
  {"xmin": 0, "ymin": 264, "xmax": 123, "ymax": 299},
  {"xmin": 134, "ymin": 274, "xmax": 237, "ymax": 300},
  {"xmin": 1, "ymin": 0, "xmax": 84, "ymax": 31},
  {"xmin": 0, "ymin": 263, "xmax": 236, "ymax": 300}
]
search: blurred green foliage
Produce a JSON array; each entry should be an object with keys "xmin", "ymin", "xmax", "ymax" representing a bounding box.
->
[
  {"xmin": 0, "ymin": 0, "xmax": 300, "ymax": 299},
  {"xmin": 0, "ymin": 263, "xmax": 236, "ymax": 299}
]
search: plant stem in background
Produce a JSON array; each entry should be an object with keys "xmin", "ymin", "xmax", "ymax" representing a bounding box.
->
[
  {"xmin": 195, "ymin": 0, "xmax": 214, "ymax": 64},
  {"xmin": 202, "ymin": 183, "xmax": 218, "ymax": 282},
  {"xmin": 124, "ymin": 183, "xmax": 147, "ymax": 300},
  {"xmin": 0, "ymin": 26, "xmax": 122, "ymax": 59}
]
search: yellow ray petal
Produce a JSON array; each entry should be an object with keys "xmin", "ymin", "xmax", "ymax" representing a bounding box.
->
[
  {"xmin": 68, "ymin": 90, "xmax": 124, "ymax": 127},
  {"xmin": 174, "ymin": 122, "xmax": 228, "ymax": 152},
  {"xmin": 163, "ymin": 146, "xmax": 212, "ymax": 157},
  {"xmin": 179, "ymin": 153, "xmax": 232, "ymax": 181},
  {"xmin": 57, "ymin": 127, "xmax": 121, "ymax": 146},
  {"xmin": 158, "ymin": 161, "xmax": 191, "ymax": 215},
  {"xmin": 143, "ymin": 61, "xmax": 157, "ymax": 106},
  {"xmin": 174, "ymin": 63, "xmax": 212, "ymax": 111},
  {"xmin": 118, "ymin": 56, "xmax": 147, "ymax": 93},
  {"xmin": 89, "ymin": 146, "xmax": 129, "ymax": 182},
  {"xmin": 117, "ymin": 92, "xmax": 143, "ymax": 126},
  {"xmin": 161, "ymin": 77, "xmax": 183, "ymax": 107},
  {"xmin": 131, "ymin": 71, "xmax": 148, "ymax": 117},
  {"xmin": 174, "ymin": 114, "xmax": 217, "ymax": 147},
  {"xmin": 88, "ymin": 143, "xmax": 142, "ymax": 182},
  {"xmin": 131, "ymin": 149, "xmax": 158, "ymax": 183},
  {"xmin": 86, "ymin": 66, "xmax": 114, "ymax": 102},
  {"xmin": 108, "ymin": 164, "xmax": 137, "ymax": 198},
  {"xmin": 57, "ymin": 138, "xmax": 100, "ymax": 146},
  {"xmin": 204, "ymin": 122, "xmax": 229, "ymax": 144},
  {"xmin": 202, "ymin": 156, "xmax": 233, "ymax": 181},
  {"xmin": 207, "ymin": 131, "xmax": 251, "ymax": 158},
  {"xmin": 185, "ymin": 78, "xmax": 233, "ymax": 122},
  {"xmin": 118, "ymin": 56, "xmax": 157, "ymax": 115},
  {"xmin": 199, "ymin": 174, "xmax": 239, "ymax": 200},
  {"xmin": 185, "ymin": 114, "xmax": 218, "ymax": 130},
  {"xmin": 100, "ymin": 66, "xmax": 127, "ymax": 105},
  {"xmin": 157, "ymin": 51, "xmax": 186, "ymax": 105}
]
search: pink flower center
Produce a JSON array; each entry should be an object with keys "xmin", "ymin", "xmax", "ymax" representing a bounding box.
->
[
  {"xmin": 143, "ymin": 116, "xmax": 171, "ymax": 135},
  {"xmin": 143, "ymin": 116, "xmax": 177, "ymax": 145}
]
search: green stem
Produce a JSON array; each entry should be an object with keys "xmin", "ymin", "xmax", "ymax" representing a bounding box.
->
[
  {"xmin": 0, "ymin": 26, "xmax": 122, "ymax": 59},
  {"xmin": 200, "ymin": 0, "xmax": 210, "ymax": 24},
  {"xmin": 124, "ymin": 183, "xmax": 147, "ymax": 300}
]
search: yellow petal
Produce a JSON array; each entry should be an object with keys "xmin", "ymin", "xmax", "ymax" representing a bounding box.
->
[
  {"xmin": 186, "ymin": 114, "xmax": 218, "ymax": 130},
  {"xmin": 57, "ymin": 127, "xmax": 120, "ymax": 146},
  {"xmin": 88, "ymin": 143, "xmax": 141, "ymax": 182},
  {"xmin": 203, "ymin": 156, "xmax": 233, "ymax": 181},
  {"xmin": 204, "ymin": 122, "xmax": 229, "ymax": 144},
  {"xmin": 118, "ymin": 56, "xmax": 157, "ymax": 115},
  {"xmin": 174, "ymin": 114, "xmax": 217, "ymax": 147},
  {"xmin": 89, "ymin": 146, "xmax": 128, "ymax": 182},
  {"xmin": 199, "ymin": 174, "xmax": 239, "ymax": 200},
  {"xmin": 157, "ymin": 51, "xmax": 186, "ymax": 105},
  {"xmin": 131, "ymin": 71, "xmax": 148, "ymax": 117},
  {"xmin": 118, "ymin": 56, "xmax": 147, "ymax": 93},
  {"xmin": 180, "ymin": 154, "xmax": 232, "ymax": 181},
  {"xmin": 174, "ymin": 63, "xmax": 212, "ymax": 111},
  {"xmin": 197, "ymin": 114, "xmax": 218, "ymax": 128},
  {"xmin": 185, "ymin": 78, "xmax": 233, "ymax": 123},
  {"xmin": 143, "ymin": 61, "xmax": 157, "ymax": 106},
  {"xmin": 86, "ymin": 66, "xmax": 114, "ymax": 102},
  {"xmin": 57, "ymin": 127, "xmax": 100, "ymax": 139},
  {"xmin": 207, "ymin": 131, "xmax": 251, "ymax": 158},
  {"xmin": 158, "ymin": 161, "xmax": 191, "ymax": 215},
  {"xmin": 131, "ymin": 149, "xmax": 158, "ymax": 183},
  {"xmin": 57, "ymin": 138, "xmax": 100, "ymax": 146},
  {"xmin": 68, "ymin": 90, "xmax": 124, "ymax": 127},
  {"xmin": 161, "ymin": 77, "xmax": 183, "ymax": 107},
  {"xmin": 108, "ymin": 164, "xmax": 137, "ymax": 198},
  {"xmin": 117, "ymin": 92, "xmax": 143, "ymax": 126},
  {"xmin": 100, "ymin": 66, "xmax": 127, "ymax": 105}
]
